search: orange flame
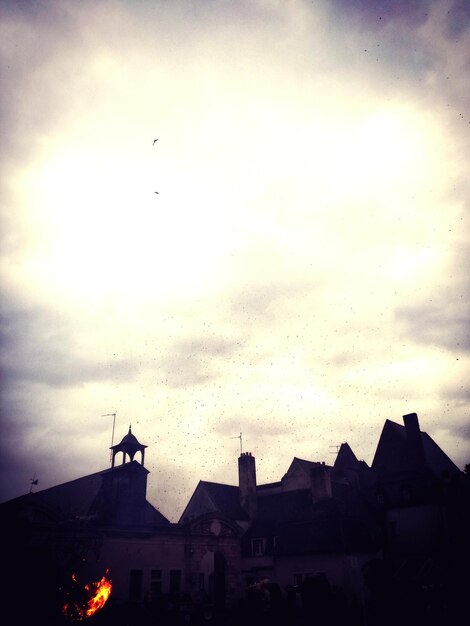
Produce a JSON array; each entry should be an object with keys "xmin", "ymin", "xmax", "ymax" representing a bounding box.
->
[{"xmin": 62, "ymin": 570, "xmax": 112, "ymax": 620}]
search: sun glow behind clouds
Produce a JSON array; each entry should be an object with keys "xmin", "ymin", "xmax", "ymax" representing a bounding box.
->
[
  {"xmin": 5, "ymin": 3, "xmax": 449, "ymax": 311},
  {"xmin": 1, "ymin": 0, "xmax": 469, "ymax": 517},
  {"xmin": 17, "ymin": 144, "xmax": 238, "ymax": 302},
  {"xmin": 15, "ymin": 89, "xmax": 445, "ymax": 305}
]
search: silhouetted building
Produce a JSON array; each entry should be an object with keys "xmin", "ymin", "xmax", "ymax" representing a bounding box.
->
[
  {"xmin": 181, "ymin": 452, "xmax": 380, "ymax": 609},
  {"xmin": 1, "ymin": 426, "xmax": 244, "ymax": 623},
  {"xmin": 1, "ymin": 413, "xmax": 468, "ymax": 625},
  {"xmin": 366, "ymin": 413, "xmax": 470, "ymax": 623}
]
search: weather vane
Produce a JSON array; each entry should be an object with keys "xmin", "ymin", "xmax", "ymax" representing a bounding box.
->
[{"xmin": 29, "ymin": 473, "xmax": 38, "ymax": 493}]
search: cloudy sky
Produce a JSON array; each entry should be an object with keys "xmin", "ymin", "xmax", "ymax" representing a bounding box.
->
[{"xmin": 1, "ymin": 0, "xmax": 469, "ymax": 521}]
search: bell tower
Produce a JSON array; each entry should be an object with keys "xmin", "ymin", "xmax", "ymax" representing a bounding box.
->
[
  {"xmin": 110, "ymin": 425, "xmax": 147, "ymax": 468},
  {"xmin": 92, "ymin": 425, "xmax": 150, "ymax": 525}
]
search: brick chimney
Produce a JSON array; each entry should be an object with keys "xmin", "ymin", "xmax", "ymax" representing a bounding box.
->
[
  {"xmin": 311, "ymin": 463, "xmax": 333, "ymax": 503},
  {"xmin": 403, "ymin": 412, "xmax": 427, "ymax": 471},
  {"xmin": 238, "ymin": 452, "xmax": 258, "ymax": 520}
]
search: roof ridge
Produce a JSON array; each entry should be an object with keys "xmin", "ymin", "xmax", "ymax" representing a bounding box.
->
[
  {"xmin": 293, "ymin": 456, "xmax": 319, "ymax": 465},
  {"xmin": 385, "ymin": 418, "xmax": 403, "ymax": 428},
  {"xmin": 200, "ymin": 480, "xmax": 238, "ymax": 489}
]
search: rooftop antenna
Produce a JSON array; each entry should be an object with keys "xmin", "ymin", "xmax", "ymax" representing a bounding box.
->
[
  {"xmin": 230, "ymin": 432, "xmax": 243, "ymax": 455},
  {"xmin": 29, "ymin": 473, "xmax": 38, "ymax": 494},
  {"xmin": 102, "ymin": 412, "xmax": 117, "ymax": 463},
  {"xmin": 329, "ymin": 445, "xmax": 341, "ymax": 454}
]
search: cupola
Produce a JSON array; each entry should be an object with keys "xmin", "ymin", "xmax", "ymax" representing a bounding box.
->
[{"xmin": 110, "ymin": 425, "xmax": 147, "ymax": 468}]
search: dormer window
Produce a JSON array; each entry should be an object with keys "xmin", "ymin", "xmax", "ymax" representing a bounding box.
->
[{"xmin": 252, "ymin": 538, "xmax": 266, "ymax": 556}]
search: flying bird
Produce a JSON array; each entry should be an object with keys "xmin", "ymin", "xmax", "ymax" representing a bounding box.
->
[
  {"xmin": 154, "ymin": 192, "xmax": 159, "ymax": 194},
  {"xmin": 153, "ymin": 139, "xmax": 158, "ymax": 145}
]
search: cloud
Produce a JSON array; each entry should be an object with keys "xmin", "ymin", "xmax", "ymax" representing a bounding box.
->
[
  {"xmin": 445, "ymin": 0, "xmax": 470, "ymax": 38},
  {"xmin": 329, "ymin": 0, "xmax": 469, "ymax": 40},
  {"xmin": 212, "ymin": 414, "xmax": 293, "ymax": 439},
  {"xmin": 396, "ymin": 302, "xmax": 470, "ymax": 352},
  {"xmin": 158, "ymin": 335, "xmax": 243, "ymax": 389},
  {"xmin": 0, "ymin": 304, "xmax": 139, "ymax": 388},
  {"xmin": 395, "ymin": 244, "xmax": 470, "ymax": 352},
  {"xmin": 0, "ymin": 0, "xmax": 469, "ymax": 514},
  {"xmin": 330, "ymin": 0, "xmax": 437, "ymax": 30},
  {"xmin": 441, "ymin": 383, "xmax": 470, "ymax": 408},
  {"xmin": 229, "ymin": 278, "xmax": 316, "ymax": 326},
  {"xmin": 446, "ymin": 421, "xmax": 470, "ymax": 442},
  {"xmin": 0, "ymin": 1, "xmax": 92, "ymax": 164}
]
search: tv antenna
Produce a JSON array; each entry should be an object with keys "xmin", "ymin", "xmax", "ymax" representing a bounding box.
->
[
  {"xmin": 102, "ymin": 412, "xmax": 117, "ymax": 463},
  {"xmin": 230, "ymin": 432, "xmax": 243, "ymax": 455}
]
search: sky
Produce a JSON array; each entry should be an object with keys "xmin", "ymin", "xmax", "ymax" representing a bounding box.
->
[{"xmin": 1, "ymin": 0, "xmax": 469, "ymax": 522}]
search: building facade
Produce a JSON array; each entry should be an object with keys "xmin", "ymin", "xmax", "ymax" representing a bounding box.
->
[{"xmin": 2, "ymin": 413, "xmax": 469, "ymax": 624}]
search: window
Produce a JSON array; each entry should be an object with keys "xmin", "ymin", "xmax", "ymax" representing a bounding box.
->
[
  {"xmin": 169, "ymin": 570, "xmax": 181, "ymax": 596},
  {"xmin": 129, "ymin": 569, "xmax": 143, "ymax": 602},
  {"xmin": 251, "ymin": 538, "xmax": 265, "ymax": 556},
  {"xmin": 150, "ymin": 569, "xmax": 162, "ymax": 596}
]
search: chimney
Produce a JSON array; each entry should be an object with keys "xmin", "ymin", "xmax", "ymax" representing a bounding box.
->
[
  {"xmin": 403, "ymin": 412, "xmax": 427, "ymax": 471},
  {"xmin": 311, "ymin": 463, "xmax": 333, "ymax": 503},
  {"xmin": 238, "ymin": 452, "xmax": 257, "ymax": 520}
]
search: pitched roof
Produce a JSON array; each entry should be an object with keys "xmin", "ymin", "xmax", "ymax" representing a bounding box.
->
[
  {"xmin": 198, "ymin": 481, "xmax": 249, "ymax": 520},
  {"xmin": 334, "ymin": 442, "xmax": 365, "ymax": 469},
  {"xmin": 292, "ymin": 457, "xmax": 320, "ymax": 469},
  {"xmin": 3, "ymin": 470, "xmax": 106, "ymax": 521},
  {"xmin": 372, "ymin": 419, "xmax": 460, "ymax": 477},
  {"xmin": 421, "ymin": 431, "xmax": 461, "ymax": 477},
  {"xmin": 178, "ymin": 479, "xmax": 249, "ymax": 523},
  {"xmin": 285, "ymin": 457, "xmax": 321, "ymax": 474},
  {"xmin": 1, "ymin": 464, "xmax": 170, "ymax": 528}
]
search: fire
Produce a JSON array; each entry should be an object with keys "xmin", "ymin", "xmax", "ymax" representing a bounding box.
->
[{"xmin": 62, "ymin": 570, "xmax": 112, "ymax": 620}]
